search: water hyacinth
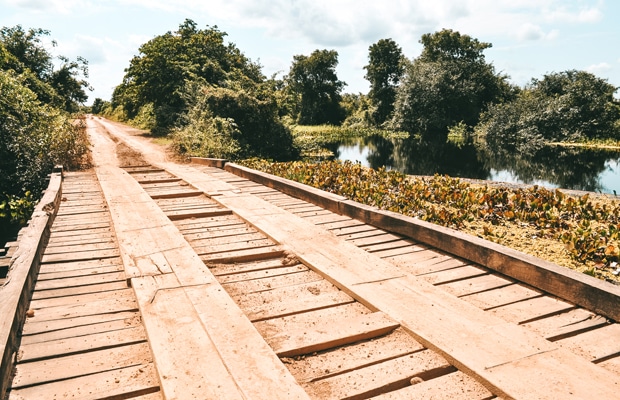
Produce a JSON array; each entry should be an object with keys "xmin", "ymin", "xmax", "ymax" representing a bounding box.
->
[{"xmin": 240, "ymin": 159, "xmax": 620, "ymax": 281}]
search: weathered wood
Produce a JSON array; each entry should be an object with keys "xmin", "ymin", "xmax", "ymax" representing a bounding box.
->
[
  {"xmin": 305, "ymin": 350, "xmax": 454, "ymax": 400},
  {"xmin": 269, "ymin": 311, "xmax": 400, "ymax": 357},
  {"xmin": 22, "ymin": 310, "xmax": 139, "ymax": 336},
  {"xmin": 226, "ymin": 163, "xmax": 347, "ymax": 213},
  {"xmin": 184, "ymin": 184, "xmax": 619, "ymax": 399},
  {"xmin": 10, "ymin": 342, "xmax": 155, "ymax": 389},
  {"xmin": 489, "ymin": 295, "xmax": 575, "ymax": 325},
  {"xmin": 223, "ymin": 270, "xmax": 323, "ymax": 296},
  {"xmin": 372, "ymin": 371, "xmax": 494, "ymax": 400},
  {"xmin": 20, "ymin": 314, "xmax": 142, "ymax": 345},
  {"xmin": 90, "ymin": 141, "xmax": 311, "ymax": 399},
  {"xmin": 0, "ymin": 170, "xmax": 62, "ymax": 399},
  {"xmin": 523, "ymin": 308, "xmax": 610, "ymax": 341},
  {"xmin": 19, "ymin": 325, "xmax": 146, "ymax": 362},
  {"xmin": 224, "ymin": 163, "xmax": 620, "ymax": 322},
  {"xmin": 557, "ymin": 323, "xmax": 620, "ymax": 362}
]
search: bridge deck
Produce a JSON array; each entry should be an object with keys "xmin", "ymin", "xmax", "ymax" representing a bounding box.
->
[{"xmin": 1, "ymin": 117, "xmax": 619, "ymax": 399}]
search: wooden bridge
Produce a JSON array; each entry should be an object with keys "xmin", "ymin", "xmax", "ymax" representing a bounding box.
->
[{"xmin": 1, "ymin": 117, "xmax": 619, "ymax": 399}]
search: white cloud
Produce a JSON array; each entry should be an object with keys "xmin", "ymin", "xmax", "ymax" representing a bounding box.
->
[
  {"xmin": 586, "ymin": 62, "xmax": 612, "ymax": 74},
  {"xmin": 516, "ymin": 23, "xmax": 560, "ymax": 42}
]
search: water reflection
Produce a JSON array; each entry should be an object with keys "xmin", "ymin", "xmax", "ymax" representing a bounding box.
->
[{"xmin": 331, "ymin": 135, "xmax": 620, "ymax": 194}]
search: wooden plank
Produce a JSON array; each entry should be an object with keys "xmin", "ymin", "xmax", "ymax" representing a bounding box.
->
[
  {"xmin": 371, "ymin": 371, "xmax": 495, "ymax": 400},
  {"xmin": 461, "ymin": 282, "xmax": 542, "ymax": 310},
  {"xmin": 47, "ymin": 226, "xmax": 113, "ymax": 238},
  {"xmin": 223, "ymin": 270, "xmax": 323, "ymax": 296},
  {"xmin": 10, "ymin": 362, "xmax": 160, "ymax": 400},
  {"xmin": 217, "ymin": 264, "xmax": 308, "ymax": 284},
  {"xmin": 183, "ymin": 226, "xmax": 257, "ymax": 242},
  {"xmin": 284, "ymin": 328, "xmax": 425, "ymax": 383},
  {"xmin": 34, "ymin": 271, "xmax": 125, "ymax": 291},
  {"xmin": 187, "ymin": 231, "xmax": 267, "ymax": 247},
  {"xmin": 38, "ymin": 263, "xmax": 123, "ymax": 281},
  {"xmin": 201, "ymin": 245, "xmax": 285, "ymax": 263},
  {"xmin": 148, "ymin": 190, "xmax": 203, "ymax": 199},
  {"xmin": 420, "ymin": 265, "xmax": 489, "ymax": 285},
  {"xmin": 371, "ymin": 244, "xmax": 429, "ymax": 259},
  {"xmin": 47, "ymin": 233, "xmax": 116, "ymax": 247},
  {"xmin": 209, "ymin": 258, "xmax": 294, "ymax": 276},
  {"xmin": 438, "ymin": 273, "xmax": 514, "ymax": 297},
  {"xmin": 268, "ymin": 311, "xmax": 400, "ymax": 357},
  {"xmin": 41, "ymin": 248, "xmax": 119, "ymax": 263},
  {"xmin": 30, "ymin": 287, "xmax": 134, "ymax": 308},
  {"xmin": 28, "ymin": 293, "xmax": 138, "ymax": 321},
  {"xmin": 11, "ymin": 342, "xmax": 154, "ymax": 389},
  {"xmin": 20, "ymin": 314, "xmax": 142, "ymax": 345},
  {"xmin": 557, "ymin": 323, "xmax": 620, "ymax": 362},
  {"xmin": 363, "ymin": 239, "xmax": 419, "ymax": 253},
  {"xmin": 19, "ymin": 325, "xmax": 146, "ymax": 362},
  {"xmin": 305, "ymin": 350, "xmax": 454, "ymax": 400},
  {"xmin": 40, "ymin": 241, "xmax": 118, "ymax": 256},
  {"xmin": 192, "ymin": 238, "xmax": 275, "ymax": 256},
  {"xmin": 245, "ymin": 290, "xmax": 355, "ymax": 322},
  {"xmin": 22, "ymin": 311, "xmax": 139, "ymax": 336},
  {"xmin": 167, "ymin": 208, "xmax": 232, "ymax": 221},
  {"xmin": 38, "ymin": 257, "xmax": 122, "ymax": 274},
  {"xmin": 50, "ymin": 221, "xmax": 110, "ymax": 233},
  {"xmin": 129, "ymin": 273, "xmax": 245, "ymax": 399},
  {"xmin": 32, "ymin": 280, "xmax": 128, "ymax": 300},
  {"xmin": 180, "ymin": 184, "xmax": 619, "ymax": 399},
  {"xmin": 254, "ymin": 302, "xmax": 371, "ymax": 338},
  {"xmin": 489, "ymin": 295, "xmax": 575, "ymax": 325},
  {"xmin": 522, "ymin": 308, "xmax": 609, "ymax": 341},
  {"xmin": 232, "ymin": 280, "xmax": 341, "ymax": 310}
]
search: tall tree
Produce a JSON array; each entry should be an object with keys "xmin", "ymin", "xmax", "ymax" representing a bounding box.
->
[
  {"xmin": 286, "ymin": 49, "xmax": 346, "ymax": 125},
  {"xmin": 0, "ymin": 25, "xmax": 91, "ymax": 111},
  {"xmin": 478, "ymin": 70, "xmax": 620, "ymax": 153},
  {"xmin": 390, "ymin": 29, "xmax": 511, "ymax": 139},
  {"xmin": 364, "ymin": 38, "xmax": 404, "ymax": 125},
  {"xmin": 115, "ymin": 19, "xmax": 263, "ymax": 132}
]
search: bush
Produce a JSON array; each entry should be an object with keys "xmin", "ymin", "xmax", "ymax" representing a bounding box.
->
[
  {"xmin": 173, "ymin": 85, "xmax": 299, "ymax": 160},
  {"xmin": 0, "ymin": 70, "xmax": 89, "ymax": 231}
]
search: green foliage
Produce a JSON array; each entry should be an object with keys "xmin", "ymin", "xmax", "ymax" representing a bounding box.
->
[
  {"xmin": 239, "ymin": 159, "xmax": 620, "ymax": 273},
  {"xmin": 0, "ymin": 25, "xmax": 91, "ymax": 112},
  {"xmin": 113, "ymin": 19, "xmax": 263, "ymax": 133},
  {"xmin": 390, "ymin": 29, "xmax": 512, "ymax": 140},
  {"xmin": 364, "ymin": 38, "xmax": 404, "ymax": 125},
  {"xmin": 172, "ymin": 116, "xmax": 241, "ymax": 159},
  {"xmin": 477, "ymin": 70, "xmax": 620, "ymax": 151},
  {"xmin": 172, "ymin": 84, "xmax": 298, "ymax": 160},
  {"xmin": 0, "ymin": 70, "xmax": 89, "ymax": 196},
  {"xmin": 286, "ymin": 49, "xmax": 346, "ymax": 125},
  {"xmin": 291, "ymin": 124, "xmax": 408, "ymax": 158},
  {"xmin": 0, "ymin": 191, "xmax": 35, "ymax": 225}
]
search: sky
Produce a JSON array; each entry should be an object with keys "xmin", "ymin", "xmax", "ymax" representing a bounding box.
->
[{"xmin": 1, "ymin": 0, "xmax": 619, "ymax": 105}]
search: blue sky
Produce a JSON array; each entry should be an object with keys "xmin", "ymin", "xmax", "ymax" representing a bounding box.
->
[{"xmin": 1, "ymin": 0, "xmax": 619, "ymax": 105}]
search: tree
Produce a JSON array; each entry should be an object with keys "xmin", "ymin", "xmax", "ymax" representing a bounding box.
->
[
  {"xmin": 390, "ymin": 29, "xmax": 512, "ymax": 139},
  {"xmin": 0, "ymin": 25, "xmax": 91, "ymax": 111},
  {"xmin": 364, "ymin": 39, "xmax": 404, "ymax": 125},
  {"xmin": 115, "ymin": 19, "xmax": 263, "ymax": 132},
  {"xmin": 477, "ymin": 70, "xmax": 620, "ymax": 152},
  {"xmin": 286, "ymin": 49, "xmax": 346, "ymax": 125}
]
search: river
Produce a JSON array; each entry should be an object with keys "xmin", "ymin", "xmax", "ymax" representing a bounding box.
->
[{"xmin": 329, "ymin": 136, "xmax": 620, "ymax": 195}]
